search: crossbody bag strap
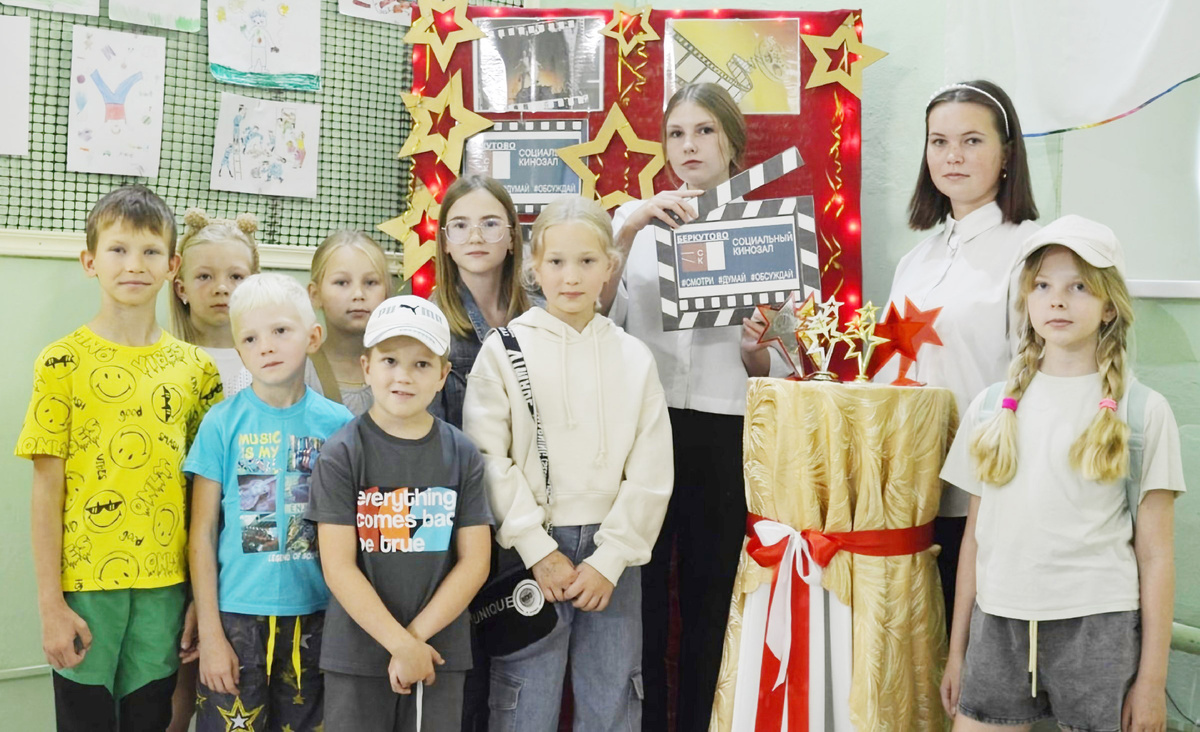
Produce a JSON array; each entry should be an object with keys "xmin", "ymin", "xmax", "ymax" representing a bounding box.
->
[
  {"xmin": 496, "ymin": 327, "xmax": 553, "ymax": 530},
  {"xmin": 309, "ymin": 350, "xmax": 343, "ymax": 405},
  {"xmin": 1124, "ymin": 380, "xmax": 1150, "ymax": 528}
]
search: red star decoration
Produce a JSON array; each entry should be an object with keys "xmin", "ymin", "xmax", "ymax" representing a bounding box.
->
[{"xmin": 866, "ymin": 298, "xmax": 942, "ymax": 382}]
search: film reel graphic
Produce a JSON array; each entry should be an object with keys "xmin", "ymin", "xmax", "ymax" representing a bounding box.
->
[
  {"xmin": 669, "ymin": 31, "xmax": 755, "ymax": 103},
  {"xmin": 654, "ymin": 147, "xmax": 821, "ymax": 331}
]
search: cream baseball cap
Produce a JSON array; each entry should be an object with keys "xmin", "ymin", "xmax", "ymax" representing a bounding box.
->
[
  {"xmin": 363, "ymin": 295, "xmax": 451, "ymax": 356},
  {"xmin": 1017, "ymin": 214, "xmax": 1126, "ymax": 276}
]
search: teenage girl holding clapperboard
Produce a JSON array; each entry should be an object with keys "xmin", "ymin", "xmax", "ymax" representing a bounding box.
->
[
  {"xmin": 601, "ymin": 82, "xmax": 786, "ymax": 732},
  {"xmin": 877, "ymin": 81, "xmax": 1040, "ymax": 625}
]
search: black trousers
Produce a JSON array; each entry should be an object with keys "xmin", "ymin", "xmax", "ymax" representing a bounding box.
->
[
  {"xmin": 934, "ymin": 514, "xmax": 968, "ymax": 635},
  {"xmin": 642, "ymin": 409, "xmax": 746, "ymax": 732},
  {"xmin": 53, "ymin": 671, "xmax": 177, "ymax": 732}
]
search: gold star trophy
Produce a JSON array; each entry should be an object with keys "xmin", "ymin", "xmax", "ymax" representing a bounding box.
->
[
  {"xmin": 839, "ymin": 302, "xmax": 889, "ymax": 382},
  {"xmin": 801, "ymin": 296, "xmax": 844, "ymax": 380}
]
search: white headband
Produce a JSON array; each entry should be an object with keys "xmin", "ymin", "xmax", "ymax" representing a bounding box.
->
[{"xmin": 928, "ymin": 83, "xmax": 1010, "ymax": 138}]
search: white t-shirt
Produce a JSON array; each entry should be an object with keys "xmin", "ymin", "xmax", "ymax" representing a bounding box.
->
[
  {"xmin": 940, "ymin": 372, "xmax": 1186, "ymax": 621},
  {"xmin": 609, "ymin": 198, "xmax": 787, "ymax": 416},
  {"xmin": 877, "ymin": 202, "xmax": 1041, "ymax": 516},
  {"xmin": 201, "ymin": 346, "xmax": 246, "ymax": 395}
]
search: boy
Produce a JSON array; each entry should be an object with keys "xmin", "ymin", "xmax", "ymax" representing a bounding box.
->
[
  {"xmin": 185, "ymin": 274, "xmax": 352, "ymax": 731},
  {"xmin": 15, "ymin": 185, "xmax": 222, "ymax": 731},
  {"xmin": 307, "ymin": 295, "xmax": 493, "ymax": 732}
]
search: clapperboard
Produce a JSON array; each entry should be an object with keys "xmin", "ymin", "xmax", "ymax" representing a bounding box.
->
[
  {"xmin": 654, "ymin": 147, "xmax": 820, "ymax": 331},
  {"xmin": 466, "ymin": 120, "xmax": 588, "ymax": 214}
]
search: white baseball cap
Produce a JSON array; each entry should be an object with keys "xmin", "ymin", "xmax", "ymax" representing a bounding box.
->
[
  {"xmin": 363, "ymin": 295, "xmax": 451, "ymax": 356},
  {"xmin": 1018, "ymin": 215, "xmax": 1126, "ymax": 276}
]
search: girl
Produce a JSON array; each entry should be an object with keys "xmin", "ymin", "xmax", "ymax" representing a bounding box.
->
[
  {"xmin": 940, "ymin": 216, "xmax": 1183, "ymax": 731},
  {"xmin": 431, "ymin": 175, "xmax": 534, "ymax": 430},
  {"xmin": 308, "ymin": 230, "xmax": 393, "ymax": 415},
  {"xmin": 167, "ymin": 207, "xmax": 260, "ymax": 732},
  {"xmin": 601, "ymin": 82, "xmax": 782, "ymax": 731},
  {"xmin": 879, "ymin": 81, "xmax": 1041, "ymax": 620},
  {"xmin": 463, "ymin": 196, "xmax": 673, "ymax": 730},
  {"xmin": 171, "ymin": 208, "xmax": 260, "ymax": 393}
]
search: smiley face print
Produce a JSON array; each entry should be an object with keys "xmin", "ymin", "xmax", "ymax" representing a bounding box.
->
[
  {"xmin": 83, "ymin": 489, "xmax": 127, "ymax": 533},
  {"xmin": 35, "ymin": 394, "xmax": 70, "ymax": 433},
  {"xmin": 152, "ymin": 383, "xmax": 185, "ymax": 425},
  {"xmin": 93, "ymin": 550, "xmax": 140, "ymax": 589},
  {"xmin": 109, "ymin": 426, "xmax": 152, "ymax": 469},
  {"xmin": 90, "ymin": 366, "xmax": 137, "ymax": 403},
  {"xmin": 42, "ymin": 343, "xmax": 79, "ymax": 377},
  {"xmin": 153, "ymin": 504, "xmax": 180, "ymax": 547}
]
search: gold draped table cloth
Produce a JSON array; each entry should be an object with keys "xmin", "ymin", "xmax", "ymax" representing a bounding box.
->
[{"xmin": 711, "ymin": 379, "xmax": 957, "ymax": 731}]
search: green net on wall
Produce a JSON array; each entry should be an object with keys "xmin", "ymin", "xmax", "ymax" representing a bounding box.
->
[{"xmin": 0, "ymin": 0, "xmax": 521, "ymax": 251}]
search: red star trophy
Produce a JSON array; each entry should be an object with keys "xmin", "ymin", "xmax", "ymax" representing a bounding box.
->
[
  {"xmin": 755, "ymin": 293, "xmax": 818, "ymax": 378},
  {"xmin": 866, "ymin": 297, "xmax": 942, "ymax": 385}
]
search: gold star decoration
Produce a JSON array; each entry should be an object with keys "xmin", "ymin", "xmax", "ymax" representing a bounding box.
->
[
  {"xmin": 399, "ymin": 72, "xmax": 492, "ymax": 175},
  {"xmin": 379, "ymin": 185, "xmax": 441, "ymax": 280},
  {"xmin": 218, "ymin": 697, "xmax": 263, "ymax": 732},
  {"xmin": 840, "ymin": 302, "xmax": 889, "ymax": 382},
  {"xmin": 555, "ymin": 104, "xmax": 664, "ymax": 210},
  {"xmin": 601, "ymin": 3, "xmax": 659, "ymax": 56},
  {"xmin": 801, "ymin": 13, "xmax": 887, "ymax": 98},
  {"xmin": 403, "ymin": 0, "xmax": 486, "ymax": 71}
]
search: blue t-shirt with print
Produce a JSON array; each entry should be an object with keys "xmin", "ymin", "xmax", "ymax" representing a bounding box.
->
[{"xmin": 185, "ymin": 387, "xmax": 353, "ymax": 615}]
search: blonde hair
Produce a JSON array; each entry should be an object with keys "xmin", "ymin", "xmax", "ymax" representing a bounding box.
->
[
  {"xmin": 433, "ymin": 176, "xmax": 532, "ymax": 338},
  {"xmin": 309, "ymin": 230, "xmax": 394, "ymax": 296},
  {"xmin": 170, "ymin": 207, "xmax": 260, "ymax": 344},
  {"xmin": 230, "ymin": 273, "xmax": 318, "ymax": 334},
  {"xmin": 526, "ymin": 196, "xmax": 621, "ymax": 289},
  {"xmin": 970, "ymin": 245, "xmax": 1134, "ymax": 485}
]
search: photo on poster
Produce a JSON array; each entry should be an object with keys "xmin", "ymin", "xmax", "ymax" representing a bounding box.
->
[
  {"xmin": 0, "ymin": 16, "xmax": 31, "ymax": 156},
  {"xmin": 210, "ymin": 92, "xmax": 321, "ymax": 199},
  {"xmin": 241, "ymin": 514, "xmax": 279, "ymax": 553},
  {"xmin": 664, "ymin": 19, "xmax": 800, "ymax": 115},
  {"xmin": 0, "ymin": 0, "xmax": 98, "ymax": 16},
  {"xmin": 338, "ymin": 0, "xmax": 410, "ymax": 27},
  {"xmin": 474, "ymin": 16, "xmax": 604, "ymax": 113},
  {"xmin": 108, "ymin": 0, "xmax": 202, "ymax": 33},
  {"xmin": 238, "ymin": 473, "xmax": 277, "ymax": 512},
  {"xmin": 464, "ymin": 120, "xmax": 587, "ymax": 213},
  {"xmin": 208, "ymin": 0, "xmax": 321, "ymax": 91},
  {"xmin": 66, "ymin": 26, "xmax": 166, "ymax": 177}
]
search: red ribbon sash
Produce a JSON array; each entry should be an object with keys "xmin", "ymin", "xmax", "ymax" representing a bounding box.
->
[{"xmin": 743, "ymin": 514, "xmax": 935, "ymax": 731}]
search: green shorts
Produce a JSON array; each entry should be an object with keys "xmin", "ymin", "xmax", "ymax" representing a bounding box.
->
[{"xmin": 59, "ymin": 584, "xmax": 186, "ymax": 699}]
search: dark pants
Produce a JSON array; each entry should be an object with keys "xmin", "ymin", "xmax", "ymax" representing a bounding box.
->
[
  {"xmin": 934, "ymin": 515, "xmax": 967, "ymax": 634},
  {"xmin": 53, "ymin": 671, "xmax": 177, "ymax": 732},
  {"xmin": 461, "ymin": 624, "xmax": 490, "ymax": 732},
  {"xmin": 642, "ymin": 409, "xmax": 746, "ymax": 732}
]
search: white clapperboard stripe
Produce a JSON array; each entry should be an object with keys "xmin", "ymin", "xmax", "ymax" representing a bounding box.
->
[
  {"xmin": 654, "ymin": 147, "xmax": 820, "ymax": 331},
  {"xmin": 490, "ymin": 121, "xmax": 586, "ymax": 214}
]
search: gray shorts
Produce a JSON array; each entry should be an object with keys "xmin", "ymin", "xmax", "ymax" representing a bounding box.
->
[
  {"xmin": 324, "ymin": 670, "xmax": 465, "ymax": 732},
  {"xmin": 959, "ymin": 605, "xmax": 1140, "ymax": 732}
]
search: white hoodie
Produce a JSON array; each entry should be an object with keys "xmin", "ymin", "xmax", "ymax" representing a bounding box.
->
[{"xmin": 463, "ymin": 307, "xmax": 673, "ymax": 586}]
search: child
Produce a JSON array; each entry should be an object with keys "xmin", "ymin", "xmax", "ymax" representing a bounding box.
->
[
  {"xmin": 463, "ymin": 196, "xmax": 673, "ymax": 729},
  {"xmin": 308, "ymin": 230, "xmax": 393, "ymax": 415},
  {"xmin": 307, "ymin": 295, "xmax": 493, "ymax": 731},
  {"xmin": 939, "ymin": 216, "xmax": 1184, "ymax": 731},
  {"xmin": 170, "ymin": 208, "xmax": 261, "ymax": 392},
  {"xmin": 15, "ymin": 184, "xmax": 222, "ymax": 730},
  {"xmin": 185, "ymin": 274, "xmax": 353, "ymax": 732}
]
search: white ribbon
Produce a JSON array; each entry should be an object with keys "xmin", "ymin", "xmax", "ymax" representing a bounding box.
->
[{"xmin": 752, "ymin": 519, "xmax": 825, "ymax": 692}]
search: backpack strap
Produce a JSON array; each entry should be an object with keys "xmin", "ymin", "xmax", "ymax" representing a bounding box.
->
[
  {"xmin": 1123, "ymin": 380, "xmax": 1150, "ymax": 527},
  {"xmin": 976, "ymin": 381, "xmax": 1009, "ymax": 424},
  {"xmin": 309, "ymin": 350, "xmax": 343, "ymax": 405},
  {"xmin": 496, "ymin": 327, "xmax": 553, "ymax": 531}
]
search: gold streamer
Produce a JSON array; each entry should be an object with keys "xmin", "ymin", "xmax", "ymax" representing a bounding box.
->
[{"xmin": 821, "ymin": 91, "xmax": 845, "ymax": 280}]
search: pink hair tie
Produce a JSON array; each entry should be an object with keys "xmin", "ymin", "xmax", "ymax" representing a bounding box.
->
[
  {"xmin": 1001, "ymin": 398, "xmax": 1018, "ymax": 412},
  {"xmin": 1099, "ymin": 398, "xmax": 1118, "ymax": 412}
]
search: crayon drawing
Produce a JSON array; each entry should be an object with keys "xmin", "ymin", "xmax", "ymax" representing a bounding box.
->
[
  {"xmin": 338, "ymin": 0, "xmax": 411, "ymax": 27},
  {"xmin": 210, "ymin": 92, "xmax": 321, "ymax": 199},
  {"xmin": 0, "ymin": 0, "xmax": 99, "ymax": 16},
  {"xmin": 66, "ymin": 26, "xmax": 166, "ymax": 177},
  {"xmin": 208, "ymin": 0, "xmax": 322, "ymax": 91},
  {"xmin": 109, "ymin": 0, "xmax": 202, "ymax": 33},
  {"xmin": 0, "ymin": 16, "xmax": 32, "ymax": 156}
]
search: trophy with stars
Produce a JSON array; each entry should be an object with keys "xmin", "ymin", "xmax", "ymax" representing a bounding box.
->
[
  {"xmin": 840, "ymin": 302, "xmax": 889, "ymax": 382},
  {"xmin": 866, "ymin": 297, "xmax": 943, "ymax": 385},
  {"xmin": 800, "ymin": 296, "xmax": 845, "ymax": 381}
]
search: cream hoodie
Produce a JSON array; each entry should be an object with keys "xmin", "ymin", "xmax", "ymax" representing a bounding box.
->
[{"xmin": 463, "ymin": 307, "xmax": 673, "ymax": 585}]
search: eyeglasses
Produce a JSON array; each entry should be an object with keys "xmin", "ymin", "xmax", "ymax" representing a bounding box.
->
[{"xmin": 443, "ymin": 219, "xmax": 512, "ymax": 245}]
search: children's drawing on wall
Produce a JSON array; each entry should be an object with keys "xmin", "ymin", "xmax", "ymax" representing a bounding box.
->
[
  {"xmin": 0, "ymin": 16, "xmax": 31, "ymax": 156},
  {"xmin": 0, "ymin": 0, "xmax": 98, "ymax": 16},
  {"xmin": 338, "ymin": 0, "xmax": 411, "ymax": 27},
  {"xmin": 66, "ymin": 26, "xmax": 166, "ymax": 177},
  {"xmin": 210, "ymin": 92, "xmax": 320, "ymax": 199},
  {"xmin": 108, "ymin": 0, "xmax": 202, "ymax": 33},
  {"xmin": 663, "ymin": 19, "xmax": 801, "ymax": 115},
  {"xmin": 474, "ymin": 16, "xmax": 604, "ymax": 113},
  {"xmin": 208, "ymin": 0, "xmax": 321, "ymax": 91}
]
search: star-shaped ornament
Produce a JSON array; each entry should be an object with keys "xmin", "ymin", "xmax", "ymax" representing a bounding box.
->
[
  {"xmin": 755, "ymin": 293, "xmax": 805, "ymax": 377},
  {"xmin": 218, "ymin": 697, "xmax": 263, "ymax": 732},
  {"xmin": 403, "ymin": 0, "xmax": 486, "ymax": 70},
  {"xmin": 398, "ymin": 72, "xmax": 492, "ymax": 174},
  {"xmin": 802, "ymin": 296, "xmax": 844, "ymax": 380},
  {"xmin": 867, "ymin": 298, "xmax": 943, "ymax": 385},
  {"xmin": 379, "ymin": 185, "xmax": 442, "ymax": 280},
  {"xmin": 601, "ymin": 4, "xmax": 659, "ymax": 57},
  {"xmin": 555, "ymin": 104, "xmax": 664, "ymax": 210},
  {"xmin": 840, "ymin": 302, "xmax": 889, "ymax": 382},
  {"xmin": 801, "ymin": 13, "xmax": 887, "ymax": 98}
]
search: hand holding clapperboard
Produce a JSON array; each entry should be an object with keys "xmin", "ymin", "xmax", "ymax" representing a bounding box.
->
[{"xmin": 653, "ymin": 147, "xmax": 822, "ymax": 331}]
